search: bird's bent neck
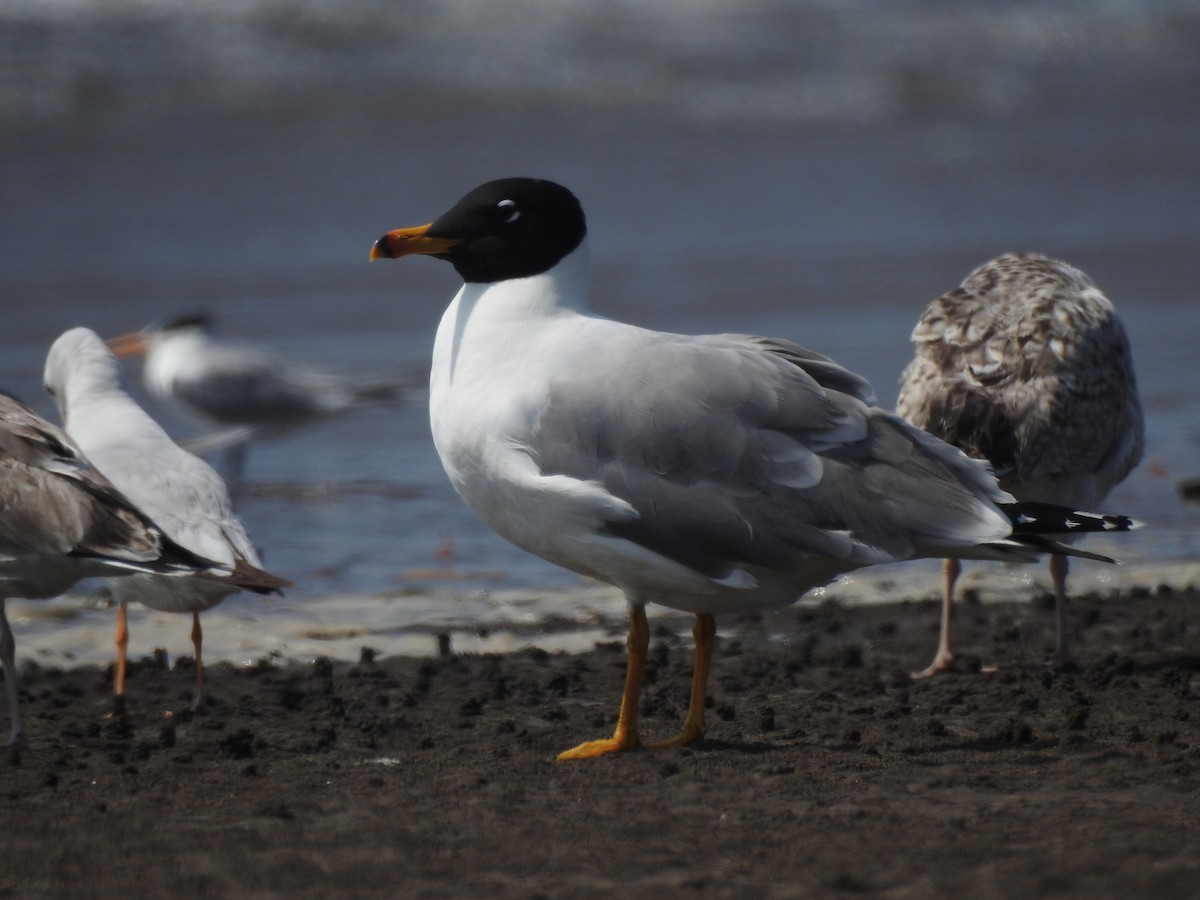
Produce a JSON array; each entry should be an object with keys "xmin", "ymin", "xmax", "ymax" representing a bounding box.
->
[{"xmin": 58, "ymin": 356, "xmax": 125, "ymax": 409}]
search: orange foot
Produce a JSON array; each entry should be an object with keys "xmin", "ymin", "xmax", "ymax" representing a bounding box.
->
[{"xmin": 557, "ymin": 733, "xmax": 640, "ymax": 761}]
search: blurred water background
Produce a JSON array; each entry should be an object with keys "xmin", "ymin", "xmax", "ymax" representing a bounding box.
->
[{"xmin": 2, "ymin": 0, "xmax": 1199, "ymax": 664}]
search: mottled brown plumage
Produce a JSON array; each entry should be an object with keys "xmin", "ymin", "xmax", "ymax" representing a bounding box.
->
[
  {"xmin": 0, "ymin": 385, "xmax": 289, "ymax": 745},
  {"xmin": 898, "ymin": 252, "xmax": 1143, "ymax": 674},
  {"xmin": 0, "ymin": 393, "xmax": 218, "ymax": 745}
]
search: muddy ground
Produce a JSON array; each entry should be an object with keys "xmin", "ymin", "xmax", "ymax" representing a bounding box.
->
[{"xmin": 1, "ymin": 587, "xmax": 1197, "ymax": 899}]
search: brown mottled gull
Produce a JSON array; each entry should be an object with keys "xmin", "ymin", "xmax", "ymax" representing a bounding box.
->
[
  {"xmin": 0, "ymin": 392, "xmax": 243, "ymax": 745},
  {"xmin": 898, "ymin": 252, "xmax": 1144, "ymax": 676}
]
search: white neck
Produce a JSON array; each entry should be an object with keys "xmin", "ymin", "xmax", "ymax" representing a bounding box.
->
[
  {"xmin": 433, "ymin": 241, "xmax": 592, "ymax": 385},
  {"xmin": 459, "ymin": 240, "xmax": 591, "ymax": 319},
  {"xmin": 143, "ymin": 330, "xmax": 209, "ymax": 396}
]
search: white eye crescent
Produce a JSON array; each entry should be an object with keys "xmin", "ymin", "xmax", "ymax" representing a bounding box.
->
[{"xmin": 498, "ymin": 199, "xmax": 520, "ymax": 224}]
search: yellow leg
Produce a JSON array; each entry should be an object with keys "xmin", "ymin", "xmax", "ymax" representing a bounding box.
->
[
  {"xmin": 114, "ymin": 602, "xmax": 129, "ymax": 696},
  {"xmin": 191, "ymin": 612, "xmax": 206, "ymax": 708},
  {"xmin": 645, "ymin": 613, "xmax": 715, "ymax": 750},
  {"xmin": 558, "ymin": 604, "xmax": 649, "ymax": 760},
  {"xmin": 912, "ymin": 558, "xmax": 961, "ymax": 679}
]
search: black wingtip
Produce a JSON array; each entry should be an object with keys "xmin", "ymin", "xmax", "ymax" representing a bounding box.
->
[{"xmin": 1004, "ymin": 500, "xmax": 1139, "ymax": 536}]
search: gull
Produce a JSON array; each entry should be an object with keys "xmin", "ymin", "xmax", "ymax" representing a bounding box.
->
[
  {"xmin": 370, "ymin": 178, "xmax": 1134, "ymax": 759},
  {"xmin": 44, "ymin": 328, "xmax": 291, "ymax": 708},
  {"xmin": 106, "ymin": 313, "xmax": 410, "ymax": 485},
  {"xmin": 0, "ymin": 391, "xmax": 240, "ymax": 745},
  {"xmin": 898, "ymin": 252, "xmax": 1144, "ymax": 675}
]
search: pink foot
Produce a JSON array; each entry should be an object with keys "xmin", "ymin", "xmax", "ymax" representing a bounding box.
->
[{"xmin": 911, "ymin": 651, "xmax": 955, "ymax": 680}]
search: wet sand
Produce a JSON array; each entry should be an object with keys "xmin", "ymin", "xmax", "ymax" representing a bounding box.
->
[{"xmin": 2, "ymin": 586, "xmax": 1198, "ymax": 899}]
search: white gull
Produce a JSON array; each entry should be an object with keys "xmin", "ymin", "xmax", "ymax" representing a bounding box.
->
[{"xmin": 44, "ymin": 328, "xmax": 290, "ymax": 709}]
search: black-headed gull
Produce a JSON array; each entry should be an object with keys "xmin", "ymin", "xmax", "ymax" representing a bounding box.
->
[{"xmin": 370, "ymin": 179, "xmax": 1134, "ymax": 759}]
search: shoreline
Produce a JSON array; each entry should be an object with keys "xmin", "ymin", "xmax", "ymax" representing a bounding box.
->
[
  {"xmin": 7, "ymin": 559, "xmax": 1199, "ymax": 670},
  {"xmin": 2, "ymin": 586, "xmax": 1197, "ymax": 898}
]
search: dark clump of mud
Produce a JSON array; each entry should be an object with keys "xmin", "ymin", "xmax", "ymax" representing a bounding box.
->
[{"xmin": 1, "ymin": 589, "xmax": 1198, "ymax": 898}]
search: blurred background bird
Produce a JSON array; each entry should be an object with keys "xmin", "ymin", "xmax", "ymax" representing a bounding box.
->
[
  {"xmin": 44, "ymin": 328, "xmax": 291, "ymax": 710},
  {"xmin": 107, "ymin": 314, "xmax": 413, "ymax": 487},
  {"xmin": 897, "ymin": 252, "xmax": 1144, "ymax": 676}
]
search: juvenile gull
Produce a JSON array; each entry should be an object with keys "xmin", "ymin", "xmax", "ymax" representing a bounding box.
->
[
  {"xmin": 371, "ymin": 179, "xmax": 1134, "ymax": 759},
  {"xmin": 45, "ymin": 328, "xmax": 291, "ymax": 708},
  {"xmin": 0, "ymin": 392, "xmax": 234, "ymax": 745},
  {"xmin": 107, "ymin": 314, "xmax": 409, "ymax": 485},
  {"xmin": 898, "ymin": 252, "xmax": 1143, "ymax": 676}
]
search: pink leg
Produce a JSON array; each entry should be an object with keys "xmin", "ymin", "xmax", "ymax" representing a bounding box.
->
[
  {"xmin": 1048, "ymin": 554, "xmax": 1075, "ymax": 668},
  {"xmin": 912, "ymin": 558, "xmax": 961, "ymax": 679},
  {"xmin": 190, "ymin": 612, "xmax": 206, "ymax": 709},
  {"xmin": 1, "ymin": 600, "xmax": 27, "ymax": 747}
]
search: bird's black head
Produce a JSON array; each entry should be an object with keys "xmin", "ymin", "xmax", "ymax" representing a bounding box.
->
[
  {"xmin": 370, "ymin": 178, "xmax": 587, "ymax": 284},
  {"xmin": 160, "ymin": 312, "xmax": 214, "ymax": 334}
]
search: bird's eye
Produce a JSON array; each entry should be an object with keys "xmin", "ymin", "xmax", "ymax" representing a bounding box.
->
[{"xmin": 497, "ymin": 199, "xmax": 520, "ymax": 224}]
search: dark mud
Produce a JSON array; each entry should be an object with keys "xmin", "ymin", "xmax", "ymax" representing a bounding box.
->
[{"xmin": 2, "ymin": 588, "xmax": 1198, "ymax": 898}]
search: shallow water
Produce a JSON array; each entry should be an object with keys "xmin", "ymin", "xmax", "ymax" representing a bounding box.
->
[{"xmin": 2, "ymin": 1, "xmax": 1199, "ymax": 663}]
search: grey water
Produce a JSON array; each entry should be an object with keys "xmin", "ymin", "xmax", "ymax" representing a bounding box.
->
[{"xmin": 3, "ymin": 1, "xmax": 1199, "ymax": 662}]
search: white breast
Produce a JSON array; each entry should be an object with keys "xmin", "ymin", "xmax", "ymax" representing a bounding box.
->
[{"xmin": 425, "ymin": 247, "xmax": 710, "ymax": 596}]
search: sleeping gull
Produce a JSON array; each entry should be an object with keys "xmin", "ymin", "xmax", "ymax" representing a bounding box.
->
[
  {"xmin": 0, "ymin": 391, "xmax": 237, "ymax": 745},
  {"xmin": 370, "ymin": 179, "xmax": 1134, "ymax": 759},
  {"xmin": 898, "ymin": 252, "xmax": 1143, "ymax": 675},
  {"xmin": 44, "ymin": 328, "xmax": 291, "ymax": 708},
  {"xmin": 106, "ymin": 313, "xmax": 409, "ymax": 485}
]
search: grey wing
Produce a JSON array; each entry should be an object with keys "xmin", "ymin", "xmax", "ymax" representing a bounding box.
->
[
  {"xmin": 530, "ymin": 333, "xmax": 1009, "ymax": 583},
  {"xmin": 727, "ymin": 335, "xmax": 879, "ymax": 405},
  {"xmin": 85, "ymin": 426, "xmax": 257, "ymax": 568}
]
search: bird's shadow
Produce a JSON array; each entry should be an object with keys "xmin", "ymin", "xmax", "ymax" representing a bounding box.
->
[{"xmin": 685, "ymin": 736, "xmax": 794, "ymax": 755}]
